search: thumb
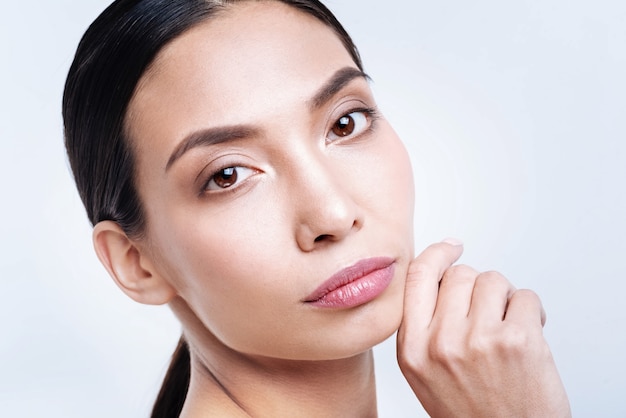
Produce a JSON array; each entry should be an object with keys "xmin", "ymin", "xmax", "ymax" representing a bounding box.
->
[{"xmin": 401, "ymin": 238, "xmax": 464, "ymax": 332}]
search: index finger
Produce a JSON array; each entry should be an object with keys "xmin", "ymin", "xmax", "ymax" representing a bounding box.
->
[{"xmin": 401, "ymin": 239, "xmax": 464, "ymax": 331}]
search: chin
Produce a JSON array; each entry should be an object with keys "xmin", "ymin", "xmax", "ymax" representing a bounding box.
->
[
  {"xmin": 311, "ymin": 320, "xmax": 402, "ymax": 361},
  {"xmin": 299, "ymin": 292, "xmax": 405, "ymax": 362},
  {"xmin": 313, "ymin": 269, "xmax": 406, "ymax": 361}
]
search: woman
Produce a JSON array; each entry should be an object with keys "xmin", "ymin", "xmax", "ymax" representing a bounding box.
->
[{"xmin": 63, "ymin": 0, "xmax": 571, "ymax": 416}]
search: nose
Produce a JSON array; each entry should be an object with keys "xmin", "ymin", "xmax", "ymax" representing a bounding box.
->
[{"xmin": 292, "ymin": 155, "xmax": 363, "ymax": 252}]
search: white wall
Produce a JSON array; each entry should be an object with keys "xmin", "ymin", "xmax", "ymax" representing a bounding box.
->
[{"xmin": 1, "ymin": 1, "xmax": 624, "ymax": 416}]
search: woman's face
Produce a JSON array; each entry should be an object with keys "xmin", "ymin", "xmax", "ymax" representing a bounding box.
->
[{"xmin": 127, "ymin": 1, "xmax": 415, "ymax": 360}]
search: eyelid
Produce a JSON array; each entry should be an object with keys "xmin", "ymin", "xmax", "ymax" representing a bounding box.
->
[
  {"xmin": 196, "ymin": 155, "xmax": 262, "ymax": 197},
  {"xmin": 203, "ymin": 165, "xmax": 259, "ymax": 192},
  {"xmin": 326, "ymin": 105, "xmax": 380, "ymax": 144}
]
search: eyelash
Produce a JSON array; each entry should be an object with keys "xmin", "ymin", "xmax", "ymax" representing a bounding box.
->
[
  {"xmin": 202, "ymin": 164, "xmax": 259, "ymax": 194},
  {"xmin": 326, "ymin": 107, "xmax": 380, "ymax": 143},
  {"xmin": 200, "ymin": 106, "xmax": 380, "ymax": 195}
]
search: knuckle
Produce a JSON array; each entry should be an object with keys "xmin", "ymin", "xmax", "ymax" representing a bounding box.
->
[
  {"xmin": 466, "ymin": 331, "xmax": 493, "ymax": 357},
  {"xmin": 478, "ymin": 270, "xmax": 506, "ymax": 283},
  {"xmin": 478, "ymin": 270, "xmax": 511, "ymax": 286},
  {"xmin": 465, "ymin": 325, "xmax": 531, "ymax": 359},
  {"xmin": 428, "ymin": 331, "xmax": 463, "ymax": 366},
  {"xmin": 443, "ymin": 264, "xmax": 477, "ymax": 282},
  {"xmin": 475, "ymin": 270, "xmax": 513, "ymax": 292},
  {"xmin": 510, "ymin": 288, "xmax": 545, "ymax": 322},
  {"xmin": 397, "ymin": 329, "xmax": 429, "ymax": 373},
  {"xmin": 397, "ymin": 349, "xmax": 426, "ymax": 374},
  {"xmin": 407, "ymin": 261, "xmax": 433, "ymax": 280},
  {"xmin": 397, "ymin": 341, "xmax": 428, "ymax": 374},
  {"xmin": 483, "ymin": 269, "xmax": 504, "ymax": 277},
  {"xmin": 496, "ymin": 325, "xmax": 531, "ymax": 356},
  {"xmin": 513, "ymin": 288, "xmax": 540, "ymax": 302}
]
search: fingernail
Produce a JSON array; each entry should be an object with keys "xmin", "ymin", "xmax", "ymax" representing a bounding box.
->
[{"xmin": 442, "ymin": 237, "xmax": 463, "ymax": 246}]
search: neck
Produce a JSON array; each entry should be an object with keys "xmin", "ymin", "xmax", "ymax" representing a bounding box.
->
[
  {"xmin": 175, "ymin": 313, "xmax": 377, "ymax": 417},
  {"xmin": 182, "ymin": 339, "xmax": 377, "ymax": 417}
]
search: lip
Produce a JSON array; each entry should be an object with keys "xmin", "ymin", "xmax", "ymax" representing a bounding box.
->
[{"xmin": 304, "ymin": 257, "xmax": 396, "ymax": 309}]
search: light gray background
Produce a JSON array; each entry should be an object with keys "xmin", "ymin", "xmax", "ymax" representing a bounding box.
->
[{"xmin": 1, "ymin": 1, "xmax": 624, "ymax": 416}]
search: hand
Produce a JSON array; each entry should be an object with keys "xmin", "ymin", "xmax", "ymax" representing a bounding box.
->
[{"xmin": 397, "ymin": 240, "xmax": 571, "ymax": 417}]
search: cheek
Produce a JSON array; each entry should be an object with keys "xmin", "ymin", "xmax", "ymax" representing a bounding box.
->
[
  {"xmin": 385, "ymin": 140, "xmax": 415, "ymax": 213},
  {"xmin": 152, "ymin": 201, "xmax": 301, "ymax": 346},
  {"xmin": 357, "ymin": 127, "xmax": 415, "ymax": 232},
  {"xmin": 164, "ymin": 214, "xmax": 281, "ymax": 298}
]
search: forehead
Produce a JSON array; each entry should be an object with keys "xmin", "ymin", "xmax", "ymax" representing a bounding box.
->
[{"xmin": 127, "ymin": 1, "xmax": 357, "ymax": 146}]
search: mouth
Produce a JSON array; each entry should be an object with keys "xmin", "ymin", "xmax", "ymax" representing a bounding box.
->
[{"xmin": 304, "ymin": 257, "xmax": 395, "ymax": 309}]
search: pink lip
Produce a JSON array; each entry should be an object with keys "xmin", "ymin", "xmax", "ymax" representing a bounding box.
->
[{"xmin": 304, "ymin": 257, "xmax": 395, "ymax": 309}]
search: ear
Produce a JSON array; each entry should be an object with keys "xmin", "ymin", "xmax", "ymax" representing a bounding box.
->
[{"xmin": 92, "ymin": 221, "xmax": 176, "ymax": 305}]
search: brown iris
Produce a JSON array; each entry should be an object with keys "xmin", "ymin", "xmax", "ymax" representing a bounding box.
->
[
  {"xmin": 213, "ymin": 167, "xmax": 238, "ymax": 188},
  {"xmin": 331, "ymin": 114, "xmax": 355, "ymax": 137}
]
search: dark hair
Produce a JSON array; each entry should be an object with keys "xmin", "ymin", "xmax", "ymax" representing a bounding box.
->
[{"xmin": 63, "ymin": 0, "xmax": 362, "ymax": 415}]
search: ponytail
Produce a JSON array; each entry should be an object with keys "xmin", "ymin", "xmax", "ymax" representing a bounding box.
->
[{"xmin": 151, "ymin": 335, "xmax": 191, "ymax": 418}]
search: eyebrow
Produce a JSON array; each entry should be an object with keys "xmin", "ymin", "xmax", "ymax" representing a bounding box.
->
[
  {"xmin": 166, "ymin": 66, "xmax": 370, "ymax": 171},
  {"xmin": 165, "ymin": 126, "xmax": 258, "ymax": 171},
  {"xmin": 309, "ymin": 67, "xmax": 370, "ymax": 110}
]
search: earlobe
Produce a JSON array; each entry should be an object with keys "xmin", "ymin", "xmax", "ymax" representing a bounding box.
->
[{"xmin": 92, "ymin": 221, "xmax": 176, "ymax": 305}]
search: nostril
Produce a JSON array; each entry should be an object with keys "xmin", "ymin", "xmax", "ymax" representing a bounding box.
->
[{"xmin": 314, "ymin": 234, "xmax": 331, "ymax": 243}]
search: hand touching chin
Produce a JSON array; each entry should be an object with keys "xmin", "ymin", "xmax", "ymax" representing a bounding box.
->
[{"xmin": 397, "ymin": 240, "xmax": 571, "ymax": 418}]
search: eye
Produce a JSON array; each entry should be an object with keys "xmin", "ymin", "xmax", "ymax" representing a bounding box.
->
[
  {"xmin": 327, "ymin": 109, "xmax": 373, "ymax": 142},
  {"xmin": 204, "ymin": 166, "xmax": 257, "ymax": 191}
]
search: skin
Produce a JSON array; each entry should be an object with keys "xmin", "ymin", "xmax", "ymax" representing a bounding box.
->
[{"xmin": 92, "ymin": 1, "xmax": 571, "ymax": 416}]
